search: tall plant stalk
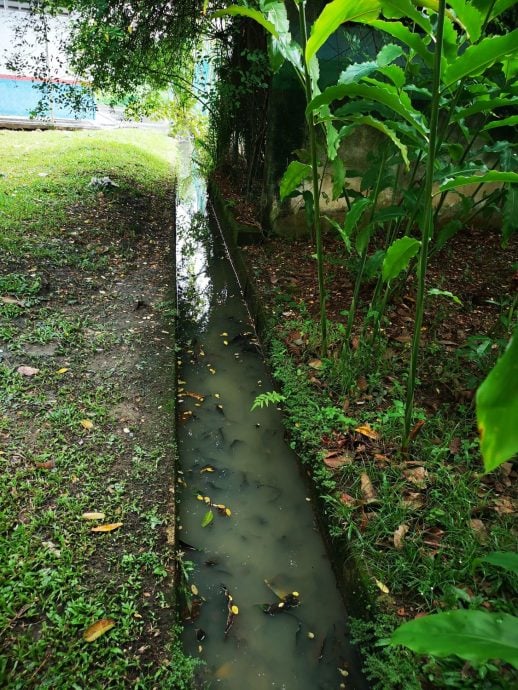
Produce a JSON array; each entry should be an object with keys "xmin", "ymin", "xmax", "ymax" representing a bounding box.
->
[
  {"xmin": 298, "ymin": 1, "xmax": 327, "ymax": 355},
  {"xmin": 403, "ymin": 0, "xmax": 446, "ymax": 448}
]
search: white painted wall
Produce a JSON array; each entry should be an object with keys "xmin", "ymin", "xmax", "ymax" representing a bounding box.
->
[{"xmin": 0, "ymin": 5, "xmax": 73, "ymax": 79}]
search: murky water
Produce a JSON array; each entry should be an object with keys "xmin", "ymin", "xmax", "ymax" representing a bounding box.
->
[{"xmin": 176, "ymin": 146, "xmax": 365, "ymax": 690}]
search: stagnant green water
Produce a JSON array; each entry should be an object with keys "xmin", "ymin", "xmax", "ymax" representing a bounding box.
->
[{"xmin": 176, "ymin": 150, "xmax": 365, "ymax": 690}]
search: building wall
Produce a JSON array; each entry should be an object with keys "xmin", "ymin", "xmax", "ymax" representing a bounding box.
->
[{"xmin": 0, "ymin": 3, "xmax": 95, "ymax": 120}]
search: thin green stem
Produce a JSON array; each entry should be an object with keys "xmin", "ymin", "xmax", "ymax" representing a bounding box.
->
[{"xmin": 403, "ymin": 0, "xmax": 446, "ymax": 448}]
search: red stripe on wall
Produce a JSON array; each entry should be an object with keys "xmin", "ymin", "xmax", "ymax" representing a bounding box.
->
[{"xmin": 0, "ymin": 73, "xmax": 84, "ymax": 86}]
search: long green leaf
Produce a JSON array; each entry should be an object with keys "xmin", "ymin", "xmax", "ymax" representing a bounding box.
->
[
  {"xmin": 391, "ymin": 610, "xmax": 518, "ymax": 668},
  {"xmin": 279, "ymin": 161, "xmax": 312, "ymax": 200},
  {"xmin": 382, "ymin": 0, "xmax": 432, "ymax": 33},
  {"xmin": 382, "ymin": 236, "xmax": 421, "ymax": 281},
  {"xmin": 348, "ymin": 115, "xmax": 410, "ymax": 169},
  {"xmin": 483, "ymin": 115, "xmax": 518, "ymax": 131},
  {"xmin": 447, "ymin": 0, "xmax": 484, "ymax": 42},
  {"xmin": 308, "ymin": 82, "xmax": 428, "ymax": 137},
  {"xmin": 476, "ymin": 328, "xmax": 518, "ymax": 472},
  {"xmin": 331, "ymin": 156, "xmax": 346, "ymax": 201},
  {"xmin": 451, "ymin": 97, "xmax": 518, "ymax": 123},
  {"xmin": 474, "ymin": 551, "xmax": 518, "ymax": 575},
  {"xmin": 369, "ymin": 20, "xmax": 432, "ymax": 66},
  {"xmin": 439, "ymin": 170, "xmax": 518, "ymax": 193},
  {"xmin": 211, "ymin": 6, "xmax": 279, "ymax": 38},
  {"xmin": 305, "ymin": 0, "xmax": 380, "ymax": 63},
  {"xmin": 442, "ymin": 30, "xmax": 518, "ymax": 88},
  {"xmin": 344, "ymin": 197, "xmax": 372, "ymax": 237}
]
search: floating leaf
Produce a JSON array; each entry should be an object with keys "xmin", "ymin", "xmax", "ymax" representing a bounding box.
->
[
  {"xmin": 91, "ymin": 522, "xmax": 123, "ymax": 533},
  {"xmin": 83, "ymin": 618, "xmax": 115, "ymax": 642},
  {"xmin": 355, "ymin": 424, "xmax": 379, "ymax": 440},
  {"xmin": 80, "ymin": 419, "xmax": 94, "ymax": 430},
  {"xmin": 184, "ymin": 391, "xmax": 205, "ymax": 402},
  {"xmin": 191, "ymin": 584, "xmax": 199, "ymax": 596},
  {"xmin": 231, "ymin": 605, "xmax": 239, "ymax": 615},
  {"xmin": 200, "ymin": 465, "xmax": 216, "ymax": 473},
  {"xmin": 82, "ymin": 512, "xmax": 106, "ymax": 521},
  {"xmin": 201, "ymin": 510, "xmax": 214, "ymax": 528},
  {"xmin": 17, "ymin": 366, "xmax": 40, "ymax": 377}
]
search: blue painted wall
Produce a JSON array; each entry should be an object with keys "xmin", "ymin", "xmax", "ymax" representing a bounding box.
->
[{"xmin": 0, "ymin": 77, "xmax": 96, "ymax": 119}]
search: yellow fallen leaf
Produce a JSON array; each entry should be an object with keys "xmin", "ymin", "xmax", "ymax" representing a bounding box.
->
[
  {"xmin": 191, "ymin": 584, "xmax": 199, "ymax": 596},
  {"xmin": 355, "ymin": 424, "xmax": 379, "ymax": 440},
  {"xmin": 308, "ymin": 359, "xmax": 322, "ymax": 370},
  {"xmin": 83, "ymin": 618, "xmax": 115, "ymax": 642},
  {"xmin": 231, "ymin": 605, "xmax": 239, "ymax": 615},
  {"xmin": 80, "ymin": 419, "xmax": 94, "ymax": 430},
  {"xmin": 82, "ymin": 512, "xmax": 106, "ymax": 521},
  {"xmin": 220, "ymin": 332, "xmax": 228, "ymax": 337},
  {"xmin": 56, "ymin": 367, "xmax": 69, "ymax": 374},
  {"xmin": 393, "ymin": 523, "xmax": 410, "ymax": 550},
  {"xmin": 360, "ymin": 473, "xmax": 377, "ymax": 502},
  {"xmin": 374, "ymin": 578, "xmax": 389, "ymax": 594},
  {"xmin": 91, "ymin": 522, "xmax": 123, "ymax": 533},
  {"xmin": 209, "ymin": 368, "xmax": 216, "ymax": 375},
  {"xmin": 224, "ymin": 508, "xmax": 232, "ymax": 517},
  {"xmin": 223, "ymin": 340, "xmax": 229, "ymax": 346},
  {"xmin": 214, "ymin": 393, "xmax": 220, "ymax": 399}
]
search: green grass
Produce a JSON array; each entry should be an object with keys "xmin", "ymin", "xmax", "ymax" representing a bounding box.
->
[
  {"xmin": 265, "ymin": 311, "xmax": 517, "ymax": 690},
  {"xmin": 0, "ymin": 129, "xmax": 198, "ymax": 688}
]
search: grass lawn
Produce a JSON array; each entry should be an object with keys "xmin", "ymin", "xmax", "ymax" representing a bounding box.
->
[{"xmin": 0, "ymin": 129, "xmax": 197, "ymax": 688}]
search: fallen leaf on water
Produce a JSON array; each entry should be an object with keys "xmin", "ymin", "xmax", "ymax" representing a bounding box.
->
[
  {"xmin": 323, "ymin": 451, "xmax": 354, "ymax": 470},
  {"xmin": 224, "ymin": 508, "xmax": 232, "ymax": 517},
  {"xmin": 35, "ymin": 459, "xmax": 55, "ymax": 470},
  {"xmin": 231, "ymin": 605, "xmax": 239, "ymax": 615},
  {"xmin": 17, "ymin": 366, "xmax": 39, "ymax": 377},
  {"xmin": 184, "ymin": 391, "xmax": 205, "ymax": 402},
  {"xmin": 209, "ymin": 368, "xmax": 216, "ymax": 375},
  {"xmin": 374, "ymin": 578, "xmax": 389, "ymax": 594},
  {"xmin": 403, "ymin": 466, "xmax": 428, "ymax": 488},
  {"xmin": 82, "ymin": 512, "xmax": 105, "ymax": 521},
  {"xmin": 355, "ymin": 424, "xmax": 379, "ymax": 440},
  {"xmin": 308, "ymin": 359, "xmax": 322, "ymax": 370},
  {"xmin": 393, "ymin": 523, "xmax": 410, "ymax": 550},
  {"xmin": 214, "ymin": 661, "xmax": 234, "ymax": 680},
  {"xmin": 201, "ymin": 510, "xmax": 214, "ymax": 528},
  {"xmin": 200, "ymin": 465, "xmax": 216, "ymax": 473},
  {"xmin": 91, "ymin": 523, "xmax": 123, "ymax": 533},
  {"xmin": 83, "ymin": 618, "xmax": 115, "ymax": 642},
  {"xmin": 56, "ymin": 367, "xmax": 69, "ymax": 375},
  {"xmin": 191, "ymin": 584, "xmax": 199, "ymax": 596},
  {"xmin": 360, "ymin": 473, "xmax": 377, "ymax": 502},
  {"xmin": 80, "ymin": 419, "xmax": 94, "ymax": 430}
]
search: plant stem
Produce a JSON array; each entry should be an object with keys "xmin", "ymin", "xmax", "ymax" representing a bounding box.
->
[
  {"xmin": 299, "ymin": 1, "xmax": 327, "ymax": 355},
  {"xmin": 403, "ymin": 0, "xmax": 446, "ymax": 448}
]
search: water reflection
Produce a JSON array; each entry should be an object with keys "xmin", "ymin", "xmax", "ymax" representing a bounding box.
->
[{"xmin": 176, "ymin": 147, "xmax": 365, "ymax": 690}]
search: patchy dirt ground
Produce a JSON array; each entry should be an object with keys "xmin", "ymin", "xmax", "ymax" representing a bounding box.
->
[{"xmin": 0, "ymin": 130, "xmax": 198, "ymax": 688}]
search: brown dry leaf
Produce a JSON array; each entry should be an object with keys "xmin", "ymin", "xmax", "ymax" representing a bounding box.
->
[
  {"xmin": 355, "ymin": 424, "xmax": 379, "ymax": 440},
  {"xmin": 308, "ymin": 359, "xmax": 322, "ymax": 370},
  {"xmin": 401, "ymin": 492, "xmax": 425, "ymax": 510},
  {"xmin": 323, "ymin": 451, "xmax": 354, "ymax": 470},
  {"xmin": 83, "ymin": 618, "xmax": 115, "ymax": 642},
  {"xmin": 493, "ymin": 497, "xmax": 516, "ymax": 515},
  {"xmin": 422, "ymin": 526, "xmax": 444, "ymax": 548},
  {"xmin": 17, "ymin": 366, "xmax": 40, "ymax": 377},
  {"xmin": 80, "ymin": 419, "xmax": 94, "ymax": 430},
  {"xmin": 1, "ymin": 295, "xmax": 24, "ymax": 306},
  {"xmin": 35, "ymin": 459, "xmax": 56, "ymax": 470},
  {"xmin": 91, "ymin": 522, "xmax": 123, "ymax": 533},
  {"xmin": 360, "ymin": 473, "xmax": 377, "ymax": 502},
  {"xmin": 408, "ymin": 419, "xmax": 425, "ymax": 441},
  {"xmin": 469, "ymin": 518, "xmax": 489, "ymax": 545},
  {"xmin": 396, "ymin": 607, "xmax": 407, "ymax": 617},
  {"xmin": 393, "ymin": 523, "xmax": 410, "ymax": 550},
  {"xmin": 351, "ymin": 336, "xmax": 360, "ymax": 351},
  {"xmin": 403, "ymin": 466, "xmax": 428, "ymax": 488},
  {"xmin": 357, "ymin": 375, "xmax": 368, "ymax": 392},
  {"xmin": 82, "ymin": 512, "xmax": 106, "ymax": 521},
  {"xmin": 184, "ymin": 391, "xmax": 205, "ymax": 402},
  {"xmin": 449, "ymin": 437, "xmax": 461, "ymax": 455},
  {"xmin": 339, "ymin": 492, "xmax": 357, "ymax": 507},
  {"xmin": 373, "ymin": 453, "xmax": 391, "ymax": 464},
  {"xmin": 214, "ymin": 662, "xmax": 234, "ymax": 680}
]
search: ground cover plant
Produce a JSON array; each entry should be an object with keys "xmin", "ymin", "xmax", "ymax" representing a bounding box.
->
[
  {"xmin": 0, "ymin": 129, "xmax": 198, "ymax": 688},
  {"xmin": 210, "ymin": 0, "xmax": 517, "ymax": 687}
]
